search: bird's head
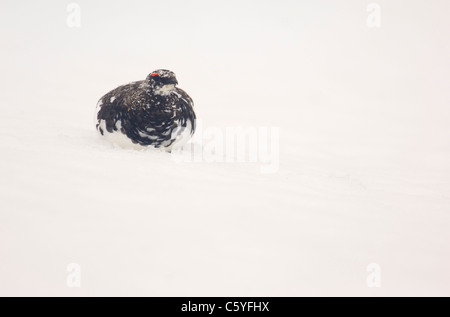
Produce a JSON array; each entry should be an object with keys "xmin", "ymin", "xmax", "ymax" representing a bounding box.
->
[{"xmin": 146, "ymin": 69, "xmax": 178, "ymax": 95}]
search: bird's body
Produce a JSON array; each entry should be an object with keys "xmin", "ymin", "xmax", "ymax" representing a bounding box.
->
[{"xmin": 96, "ymin": 70, "xmax": 196, "ymax": 151}]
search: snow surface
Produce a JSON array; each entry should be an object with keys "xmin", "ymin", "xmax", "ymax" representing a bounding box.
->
[{"xmin": 1, "ymin": 0, "xmax": 450, "ymax": 296}]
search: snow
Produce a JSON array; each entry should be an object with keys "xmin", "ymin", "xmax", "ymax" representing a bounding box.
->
[
  {"xmin": 99, "ymin": 119, "xmax": 146, "ymax": 150},
  {"xmin": 155, "ymin": 84, "xmax": 176, "ymax": 96},
  {"xmin": 1, "ymin": 0, "xmax": 450, "ymax": 296}
]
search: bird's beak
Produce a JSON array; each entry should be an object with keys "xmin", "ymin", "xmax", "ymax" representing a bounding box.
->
[{"xmin": 168, "ymin": 78, "xmax": 178, "ymax": 85}]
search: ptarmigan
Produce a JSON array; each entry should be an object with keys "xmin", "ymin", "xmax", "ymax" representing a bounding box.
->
[{"xmin": 96, "ymin": 69, "xmax": 196, "ymax": 151}]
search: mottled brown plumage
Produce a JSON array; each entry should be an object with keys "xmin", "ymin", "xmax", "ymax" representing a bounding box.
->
[{"xmin": 96, "ymin": 69, "xmax": 196, "ymax": 150}]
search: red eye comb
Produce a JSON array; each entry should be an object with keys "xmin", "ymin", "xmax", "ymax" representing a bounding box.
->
[{"xmin": 151, "ymin": 74, "xmax": 160, "ymax": 77}]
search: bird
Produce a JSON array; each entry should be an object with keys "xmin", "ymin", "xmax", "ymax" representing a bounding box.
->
[{"xmin": 95, "ymin": 69, "xmax": 196, "ymax": 151}]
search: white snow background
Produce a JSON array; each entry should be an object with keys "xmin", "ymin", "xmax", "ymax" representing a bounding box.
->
[{"xmin": 1, "ymin": 0, "xmax": 449, "ymax": 296}]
